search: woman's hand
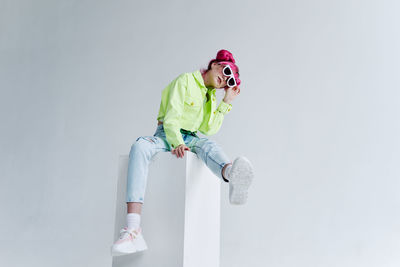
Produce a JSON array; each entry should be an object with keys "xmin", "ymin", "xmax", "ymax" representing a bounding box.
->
[
  {"xmin": 171, "ymin": 144, "xmax": 190, "ymax": 158},
  {"xmin": 223, "ymin": 86, "xmax": 241, "ymax": 104}
]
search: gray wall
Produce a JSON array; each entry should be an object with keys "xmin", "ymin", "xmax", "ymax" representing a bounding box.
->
[{"xmin": 1, "ymin": 0, "xmax": 399, "ymax": 266}]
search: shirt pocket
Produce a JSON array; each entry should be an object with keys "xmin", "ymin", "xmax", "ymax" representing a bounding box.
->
[{"xmin": 184, "ymin": 96, "xmax": 202, "ymax": 110}]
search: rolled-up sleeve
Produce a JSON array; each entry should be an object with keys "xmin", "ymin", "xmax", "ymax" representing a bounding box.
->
[
  {"xmin": 199, "ymin": 92, "xmax": 232, "ymax": 136},
  {"xmin": 216, "ymin": 100, "xmax": 232, "ymax": 115}
]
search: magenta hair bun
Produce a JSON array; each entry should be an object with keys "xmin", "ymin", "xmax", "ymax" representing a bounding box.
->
[
  {"xmin": 204, "ymin": 49, "xmax": 241, "ymax": 86},
  {"xmin": 216, "ymin": 49, "xmax": 236, "ymax": 64}
]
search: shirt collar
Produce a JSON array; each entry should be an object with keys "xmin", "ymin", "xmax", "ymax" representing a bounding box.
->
[{"xmin": 193, "ymin": 70, "xmax": 213, "ymax": 94}]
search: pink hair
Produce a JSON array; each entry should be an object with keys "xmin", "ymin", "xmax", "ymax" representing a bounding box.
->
[{"xmin": 201, "ymin": 49, "xmax": 241, "ymax": 86}]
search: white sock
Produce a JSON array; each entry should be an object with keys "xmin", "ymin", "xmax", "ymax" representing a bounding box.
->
[
  {"xmin": 224, "ymin": 164, "xmax": 232, "ymax": 181},
  {"xmin": 126, "ymin": 213, "xmax": 141, "ymax": 230}
]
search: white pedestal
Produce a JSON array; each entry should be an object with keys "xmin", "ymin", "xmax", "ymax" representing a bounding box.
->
[{"xmin": 112, "ymin": 152, "xmax": 221, "ymax": 267}]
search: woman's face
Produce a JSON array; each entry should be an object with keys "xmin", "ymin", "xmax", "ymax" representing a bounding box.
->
[{"xmin": 209, "ymin": 62, "xmax": 228, "ymax": 89}]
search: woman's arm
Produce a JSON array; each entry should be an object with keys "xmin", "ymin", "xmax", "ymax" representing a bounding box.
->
[
  {"xmin": 163, "ymin": 73, "xmax": 188, "ymax": 149},
  {"xmin": 198, "ymin": 87, "xmax": 240, "ymax": 135},
  {"xmin": 198, "ymin": 101, "xmax": 231, "ymax": 135}
]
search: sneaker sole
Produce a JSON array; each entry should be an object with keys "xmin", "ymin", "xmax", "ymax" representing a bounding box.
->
[
  {"xmin": 229, "ymin": 157, "xmax": 254, "ymax": 205},
  {"xmin": 135, "ymin": 234, "xmax": 148, "ymax": 252},
  {"xmin": 111, "ymin": 234, "xmax": 148, "ymax": 256}
]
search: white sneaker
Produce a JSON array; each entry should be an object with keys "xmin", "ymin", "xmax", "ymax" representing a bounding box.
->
[
  {"xmin": 111, "ymin": 227, "xmax": 148, "ymax": 256},
  {"xmin": 227, "ymin": 156, "xmax": 254, "ymax": 205}
]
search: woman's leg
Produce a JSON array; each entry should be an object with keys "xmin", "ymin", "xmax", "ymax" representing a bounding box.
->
[
  {"xmin": 190, "ymin": 136, "xmax": 254, "ymax": 205},
  {"xmin": 221, "ymin": 163, "xmax": 232, "ymax": 181},
  {"xmin": 127, "ymin": 202, "xmax": 142, "ymax": 214},
  {"xmin": 190, "ymin": 137, "xmax": 232, "ymax": 182},
  {"xmin": 126, "ymin": 125, "xmax": 193, "ymax": 216},
  {"xmin": 126, "ymin": 135, "xmax": 169, "ymax": 213}
]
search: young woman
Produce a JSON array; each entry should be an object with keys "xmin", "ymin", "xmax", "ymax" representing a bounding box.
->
[{"xmin": 111, "ymin": 49, "xmax": 254, "ymax": 256}]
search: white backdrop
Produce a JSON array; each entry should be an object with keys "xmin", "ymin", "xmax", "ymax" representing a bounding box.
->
[{"xmin": 1, "ymin": 0, "xmax": 399, "ymax": 267}]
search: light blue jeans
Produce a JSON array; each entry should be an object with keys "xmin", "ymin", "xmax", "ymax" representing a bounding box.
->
[{"xmin": 126, "ymin": 124, "xmax": 231, "ymax": 203}]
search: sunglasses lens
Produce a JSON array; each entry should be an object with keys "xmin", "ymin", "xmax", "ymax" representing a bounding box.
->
[
  {"xmin": 223, "ymin": 66, "xmax": 232, "ymax": 76},
  {"xmin": 227, "ymin": 77, "xmax": 236, "ymax": 87}
]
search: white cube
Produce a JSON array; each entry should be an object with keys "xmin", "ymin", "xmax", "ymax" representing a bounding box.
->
[{"xmin": 112, "ymin": 152, "xmax": 221, "ymax": 267}]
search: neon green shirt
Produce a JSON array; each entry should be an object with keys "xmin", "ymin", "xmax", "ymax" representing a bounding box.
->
[{"xmin": 157, "ymin": 70, "xmax": 233, "ymax": 149}]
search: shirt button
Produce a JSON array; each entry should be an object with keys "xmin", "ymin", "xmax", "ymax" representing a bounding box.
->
[
  {"xmin": 213, "ymin": 111, "xmax": 216, "ymax": 114},
  {"xmin": 191, "ymin": 102, "xmax": 194, "ymax": 106}
]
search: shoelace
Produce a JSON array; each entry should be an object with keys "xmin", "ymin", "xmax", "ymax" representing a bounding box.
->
[{"xmin": 119, "ymin": 228, "xmax": 139, "ymax": 240}]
